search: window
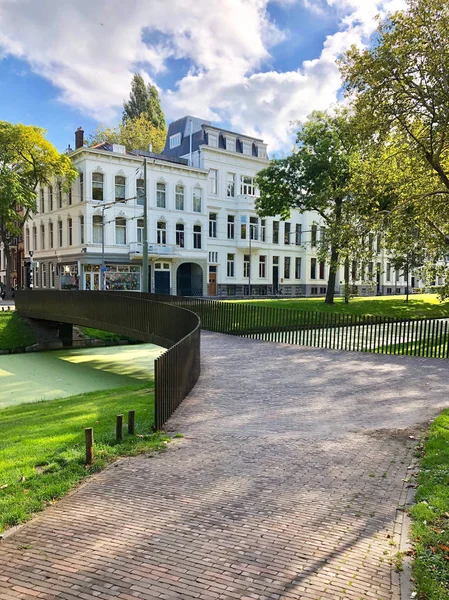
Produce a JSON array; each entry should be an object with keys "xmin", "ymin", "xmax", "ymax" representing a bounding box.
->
[
  {"xmin": 193, "ymin": 188, "xmax": 202, "ymax": 212},
  {"xmin": 273, "ymin": 221, "xmax": 279, "ymax": 244},
  {"xmin": 58, "ymin": 182, "xmax": 63, "ymax": 208},
  {"xmin": 208, "ymin": 133, "xmax": 218, "ymax": 148},
  {"xmin": 115, "ymin": 176, "xmax": 126, "ymax": 202},
  {"xmin": 209, "ymin": 251, "xmax": 218, "ymax": 263},
  {"xmin": 311, "ymin": 225, "xmax": 317, "ymax": 247},
  {"xmin": 209, "ymin": 169, "xmax": 218, "ymax": 194},
  {"xmin": 227, "ymin": 253, "xmax": 235, "ymax": 277},
  {"xmin": 227, "ymin": 215, "xmax": 235, "ymax": 239},
  {"xmin": 240, "ymin": 175, "xmax": 255, "ymax": 196},
  {"xmin": 395, "ymin": 268, "xmax": 400, "ymax": 282},
  {"xmin": 49, "ymin": 222, "xmax": 54, "ymax": 248},
  {"xmin": 386, "ymin": 263, "xmax": 391, "ymax": 281},
  {"xmin": 319, "ymin": 260, "xmax": 325, "ymax": 279},
  {"xmin": 240, "ymin": 215, "xmax": 247, "ymax": 239},
  {"xmin": 209, "ymin": 213, "xmax": 217, "ymax": 238},
  {"xmin": 295, "ymin": 224, "xmax": 302, "ymax": 245},
  {"xmin": 93, "ymin": 215, "xmax": 103, "ymax": 244},
  {"xmin": 58, "ymin": 220, "xmax": 63, "ymax": 247},
  {"xmin": 79, "ymin": 172, "xmax": 84, "ymax": 202},
  {"xmin": 175, "ymin": 185, "xmax": 184, "ymax": 210},
  {"xmin": 157, "ymin": 182, "xmax": 166, "ymax": 208},
  {"xmin": 250, "ymin": 217, "xmax": 258, "ymax": 240},
  {"xmin": 311, "ymin": 257, "xmax": 317, "ymax": 279},
  {"xmin": 92, "ymin": 172, "xmax": 104, "ymax": 201},
  {"xmin": 376, "ymin": 235, "xmax": 381, "ymax": 253},
  {"xmin": 33, "ymin": 227, "xmax": 37, "ymax": 251},
  {"xmin": 259, "ymin": 256, "xmax": 266, "ymax": 278},
  {"xmin": 284, "ymin": 222, "xmax": 291, "ymax": 245},
  {"xmin": 193, "ymin": 224, "xmax": 202, "ymax": 249},
  {"xmin": 260, "ymin": 219, "xmax": 266, "ymax": 242},
  {"xmin": 26, "ymin": 228, "xmax": 30, "ymax": 253},
  {"xmin": 243, "ymin": 254, "xmax": 250, "ymax": 278},
  {"xmin": 137, "ymin": 219, "xmax": 144, "ymax": 244},
  {"xmin": 284, "ymin": 256, "xmax": 291, "ymax": 279},
  {"xmin": 369, "ymin": 233, "xmax": 374, "ymax": 252},
  {"xmin": 176, "ymin": 223, "xmax": 185, "ymax": 248},
  {"xmin": 51, "ymin": 263, "xmax": 55, "ymax": 288},
  {"xmin": 169, "ymin": 132, "xmax": 181, "ymax": 148},
  {"xmin": 227, "ymin": 173, "xmax": 235, "ymax": 197},
  {"xmin": 320, "ymin": 226, "xmax": 326, "ymax": 243},
  {"xmin": 42, "ymin": 264, "xmax": 47, "ymax": 288},
  {"xmin": 368, "ymin": 262, "xmax": 374, "ymax": 279},
  {"xmin": 157, "ymin": 221, "xmax": 167, "ymax": 245},
  {"xmin": 39, "ymin": 189, "xmax": 44, "ymax": 213},
  {"xmin": 68, "ymin": 218, "xmax": 73, "ymax": 246},
  {"xmin": 79, "ymin": 215, "xmax": 85, "ymax": 244},
  {"xmin": 136, "ymin": 179, "xmax": 145, "ymax": 206},
  {"xmin": 295, "ymin": 257, "xmax": 302, "ymax": 279},
  {"xmin": 115, "ymin": 217, "xmax": 126, "ymax": 244},
  {"xmin": 351, "ymin": 261, "xmax": 357, "ymax": 281},
  {"xmin": 49, "ymin": 186, "xmax": 53, "ymax": 211},
  {"xmin": 68, "ymin": 186, "xmax": 72, "ymax": 206}
]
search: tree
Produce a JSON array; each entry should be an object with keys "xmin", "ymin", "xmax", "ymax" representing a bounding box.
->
[
  {"xmin": 340, "ymin": 0, "xmax": 449, "ymax": 294},
  {"xmin": 89, "ymin": 114, "xmax": 166, "ymax": 153},
  {"xmin": 123, "ymin": 74, "xmax": 166, "ymax": 131},
  {"xmin": 255, "ymin": 109, "xmax": 363, "ymax": 304},
  {"xmin": 0, "ymin": 122, "xmax": 77, "ymax": 298}
]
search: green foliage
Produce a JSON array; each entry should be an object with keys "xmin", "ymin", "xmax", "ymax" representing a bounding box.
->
[
  {"xmin": 123, "ymin": 73, "xmax": 166, "ymax": 131},
  {"xmin": 341, "ymin": 0, "xmax": 449, "ymax": 299},
  {"xmin": 89, "ymin": 114, "xmax": 166, "ymax": 153},
  {"xmin": 0, "ymin": 122, "xmax": 78, "ymax": 297},
  {"xmin": 410, "ymin": 409, "xmax": 449, "ymax": 599},
  {"xmin": 0, "ymin": 384, "xmax": 168, "ymax": 533},
  {"xmin": 0, "ymin": 312, "xmax": 36, "ymax": 349},
  {"xmin": 255, "ymin": 109, "xmax": 371, "ymax": 304}
]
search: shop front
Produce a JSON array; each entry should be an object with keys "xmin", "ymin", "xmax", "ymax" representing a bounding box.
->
[
  {"xmin": 83, "ymin": 264, "xmax": 141, "ymax": 291},
  {"xmin": 60, "ymin": 264, "xmax": 79, "ymax": 290}
]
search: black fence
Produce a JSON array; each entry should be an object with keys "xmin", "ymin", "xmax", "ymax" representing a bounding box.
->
[
  {"xmin": 15, "ymin": 290, "xmax": 200, "ymax": 429},
  {"xmin": 134, "ymin": 293, "xmax": 449, "ymax": 359}
]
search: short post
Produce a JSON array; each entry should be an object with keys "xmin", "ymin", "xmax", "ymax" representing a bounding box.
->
[
  {"xmin": 128, "ymin": 410, "xmax": 135, "ymax": 435},
  {"xmin": 85, "ymin": 428, "xmax": 94, "ymax": 465},
  {"xmin": 116, "ymin": 414, "xmax": 123, "ymax": 442}
]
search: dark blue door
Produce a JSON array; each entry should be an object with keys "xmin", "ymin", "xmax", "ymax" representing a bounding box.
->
[{"xmin": 155, "ymin": 271, "xmax": 170, "ymax": 295}]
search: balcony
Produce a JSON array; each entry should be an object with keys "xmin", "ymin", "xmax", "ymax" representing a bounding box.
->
[
  {"xmin": 129, "ymin": 242, "xmax": 180, "ymax": 258},
  {"xmin": 235, "ymin": 194, "xmax": 258, "ymax": 207}
]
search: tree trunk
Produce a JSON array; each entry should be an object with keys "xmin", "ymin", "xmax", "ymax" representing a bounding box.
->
[
  {"xmin": 4, "ymin": 245, "xmax": 12, "ymax": 300},
  {"xmin": 325, "ymin": 245, "xmax": 339, "ymax": 304},
  {"xmin": 344, "ymin": 257, "xmax": 350, "ymax": 304}
]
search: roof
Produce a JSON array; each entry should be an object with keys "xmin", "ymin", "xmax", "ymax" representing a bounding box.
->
[{"xmin": 75, "ymin": 143, "xmax": 189, "ymax": 166}]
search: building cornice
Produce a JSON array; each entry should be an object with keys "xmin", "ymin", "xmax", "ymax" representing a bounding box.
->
[{"xmin": 199, "ymin": 146, "xmax": 269, "ymax": 164}]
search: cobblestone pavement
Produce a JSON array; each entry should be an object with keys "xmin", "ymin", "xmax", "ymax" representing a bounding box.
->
[{"xmin": 2, "ymin": 332, "xmax": 449, "ymax": 600}]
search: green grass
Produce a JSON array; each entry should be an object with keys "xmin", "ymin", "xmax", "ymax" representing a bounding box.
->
[
  {"xmin": 377, "ymin": 334, "xmax": 449, "ymax": 358},
  {"xmin": 0, "ymin": 312, "xmax": 36, "ymax": 349},
  {"xmin": 233, "ymin": 294, "xmax": 449, "ymax": 319},
  {"xmin": 0, "ymin": 383, "xmax": 169, "ymax": 533},
  {"xmin": 410, "ymin": 410, "xmax": 449, "ymax": 599},
  {"xmin": 80, "ymin": 326, "xmax": 126, "ymax": 342}
]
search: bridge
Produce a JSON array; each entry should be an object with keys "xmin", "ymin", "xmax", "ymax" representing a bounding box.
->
[{"xmin": 15, "ymin": 290, "xmax": 201, "ymax": 429}]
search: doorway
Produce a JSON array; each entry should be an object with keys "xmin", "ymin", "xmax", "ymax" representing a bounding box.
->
[
  {"xmin": 208, "ymin": 267, "xmax": 217, "ymax": 296},
  {"xmin": 177, "ymin": 263, "xmax": 203, "ymax": 296}
]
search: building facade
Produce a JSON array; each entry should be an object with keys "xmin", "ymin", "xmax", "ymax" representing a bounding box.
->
[{"xmin": 21, "ymin": 118, "xmax": 412, "ymax": 297}]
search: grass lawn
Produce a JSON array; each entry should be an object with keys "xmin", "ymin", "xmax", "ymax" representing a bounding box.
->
[
  {"xmin": 410, "ymin": 411, "xmax": 449, "ymax": 599},
  {"xmin": 234, "ymin": 294, "xmax": 449, "ymax": 319},
  {"xmin": 0, "ymin": 384, "xmax": 170, "ymax": 534},
  {"xmin": 0, "ymin": 311, "xmax": 36, "ymax": 349},
  {"xmin": 80, "ymin": 326, "xmax": 130, "ymax": 342}
]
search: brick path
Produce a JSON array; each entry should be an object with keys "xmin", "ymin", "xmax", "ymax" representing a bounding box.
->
[{"xmin": 2, "ymin": 332, "xmax": 449, "ymax": 600}]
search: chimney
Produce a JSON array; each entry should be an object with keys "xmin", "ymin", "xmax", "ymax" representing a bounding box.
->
[
  {"xmin": 148, "ymin": 143, "xmax": 153, "ymax": 153},
  {"xmin": 75, "ymin": 127, "xmax": 84, "ymax": 149}
]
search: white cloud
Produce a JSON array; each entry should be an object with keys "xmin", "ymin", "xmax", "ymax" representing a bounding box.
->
[{"xmin": 0, "ymin": 0, "xmax": 407, "ymax": 152}]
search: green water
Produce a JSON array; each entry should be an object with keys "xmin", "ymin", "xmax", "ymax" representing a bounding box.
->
[{"xmin": 0, "ymin": 344, "xmax": 163, "ymax": 408}]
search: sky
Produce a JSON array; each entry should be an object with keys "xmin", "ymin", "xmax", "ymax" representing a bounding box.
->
[{"xmin": 0, "ymin": 0, "xmax": 406, "ymax": 155}]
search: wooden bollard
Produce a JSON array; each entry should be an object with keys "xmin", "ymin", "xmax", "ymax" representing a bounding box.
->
[
  {"xmin": 85, "ymin": 428, "xmax": 94, "ymax": 465},
  {"xmin": 128, "ymin": 410, "xmax": 135, "ymax": 435},
  {"xmin": 116, "ymin": 414, "xmax": 123, "ymax": 442}
]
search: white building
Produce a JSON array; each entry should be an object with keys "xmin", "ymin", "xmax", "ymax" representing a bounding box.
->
[{"xmin": 22, "ymin": 118, "xmax": 413, "ymax": 297}]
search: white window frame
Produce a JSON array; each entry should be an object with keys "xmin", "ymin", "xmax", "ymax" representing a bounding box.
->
[
  {"xmin": 169, "ymin": 133, "xmax": 181, "ymax": 149},
  {"xmin": 209, "ymin": 169, "xmax": 218, "ymax": 195}
]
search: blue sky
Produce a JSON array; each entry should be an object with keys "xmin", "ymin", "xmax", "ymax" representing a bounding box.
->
[{"xmin": 0, "ymin": 0, "xmax": 405, "ymax": 153}]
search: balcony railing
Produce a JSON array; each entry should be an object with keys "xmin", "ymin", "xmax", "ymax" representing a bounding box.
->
[{"xmin": 129, "ymin": 242, "xmax": 180, "ymax": 257}]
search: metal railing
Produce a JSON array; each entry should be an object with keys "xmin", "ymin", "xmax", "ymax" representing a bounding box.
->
[
  {"xmin": 15, "ymin": 290, "xmax": 200, "ymax": 429},
  {"xmin": 134, "ymin": 293, "xmax": 449, "ymax": 359}
]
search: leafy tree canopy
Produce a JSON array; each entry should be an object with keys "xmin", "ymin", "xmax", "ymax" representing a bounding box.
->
[
  {"xmin": 88, "ymin": 114, "xmax": 166, "ymax": 153},
  {"xmin": 0, "ymin": 122, "xmax": 77, "ymax": 296},
  {"xmin": 255, "ymin": 109, "xmax": 370, "ymax": 304},
  {"xmin": 123, "ymin": 73, "xmax": 166, "ymax": 131}
]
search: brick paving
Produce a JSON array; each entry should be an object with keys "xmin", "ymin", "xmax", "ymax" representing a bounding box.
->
[{"xmin": 2, "ymin": 332, "xmax": 449, "ymax": 599}]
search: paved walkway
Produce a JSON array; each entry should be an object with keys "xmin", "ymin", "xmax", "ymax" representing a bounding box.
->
[{"xmin": 2, "ymin": 332, "xmax": 449, "ymax": 600}]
